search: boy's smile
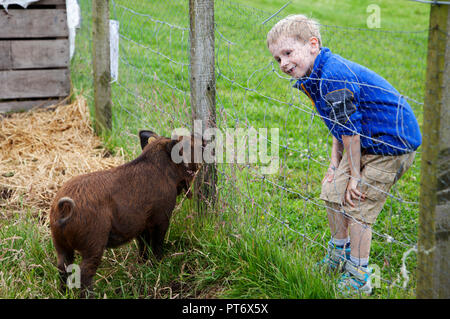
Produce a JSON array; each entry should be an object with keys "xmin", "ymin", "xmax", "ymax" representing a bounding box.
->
[{"xmin": 269, "ymin": 36, "xmax": 320, "ymax": 79}]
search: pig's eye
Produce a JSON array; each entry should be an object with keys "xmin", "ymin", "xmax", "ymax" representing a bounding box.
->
[
  {"xmin": 286, "ymin": 51, "xmax": 291, "ymax": 56},
  {"xmin": 275, "ymin": 57, "xmax": 281, "ymax": 63}
]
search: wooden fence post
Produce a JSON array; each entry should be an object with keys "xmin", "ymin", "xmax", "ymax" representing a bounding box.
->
[
  {"xmin": 92, "ymin": 0, "xmax": 112, "ymax": 134},
  {"xmin": 189, "ymin": 0, "xmax": 217, "ymax": 213},
  {"xmin": 417, "ymin": 3, "xmax": 449, "ymax": 299}
]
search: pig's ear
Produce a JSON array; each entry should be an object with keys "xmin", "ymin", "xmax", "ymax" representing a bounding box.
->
[{"xmin": 139, "ymin": 130, "xmax": 158, "ymax": 150}]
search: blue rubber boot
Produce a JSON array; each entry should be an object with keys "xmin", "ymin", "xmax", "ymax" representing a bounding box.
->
[{"xmin": 338, "ymin": 259, "xmax": 373, "ymax": 296}]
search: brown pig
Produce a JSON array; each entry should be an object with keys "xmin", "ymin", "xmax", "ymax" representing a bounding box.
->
[{"xmin": 49, "ymin": 130, "xmax": 200, "ymax": 297}]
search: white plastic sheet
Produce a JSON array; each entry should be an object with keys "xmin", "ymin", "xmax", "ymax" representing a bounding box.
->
[
  {"xmin": 0, "ymin": 0, "xmax": 39, "ymax": 12},
  {"xmin": 66, "ymin": 0, "xmax": 81, "ymax": 60}
]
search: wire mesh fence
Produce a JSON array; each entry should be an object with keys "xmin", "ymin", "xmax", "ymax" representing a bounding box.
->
[{"xmin": 71, "ymin": 0, "xmax": 432, "ymax": 296}]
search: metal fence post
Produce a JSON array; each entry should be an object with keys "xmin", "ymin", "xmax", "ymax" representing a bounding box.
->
[
  {"xmin": 189, "ymin": 0, "xmax": 217, "ymax": 213},
  {"xmin": 92, "ymin": 0, "xmax": 112, "ymax": 134},
  {"xmin": 417, "ymin": 3, "xmax": 449, "ymax": 299}
]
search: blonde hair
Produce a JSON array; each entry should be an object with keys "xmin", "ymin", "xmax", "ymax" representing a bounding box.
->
[{"xmin": 267, "ymin": 14, "xmax": 322, "ymax": 48}]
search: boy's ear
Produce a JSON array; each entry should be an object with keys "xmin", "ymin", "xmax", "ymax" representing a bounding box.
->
[
  {"xmin": 309, "ymin": 37, "xmax": 321, "ymax": 51},
  {"xmin": 139, "ymin": 130, "xmax": 158, "ymax": 150}
]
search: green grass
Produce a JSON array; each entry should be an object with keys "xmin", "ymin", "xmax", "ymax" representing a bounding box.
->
[
  {"xmin": 0, "ymin": 0, "xmax": 428, "ymax": 299},
  {"xmin": 0, "ymin": 203, "xmax": 337, "ymax": 298}
]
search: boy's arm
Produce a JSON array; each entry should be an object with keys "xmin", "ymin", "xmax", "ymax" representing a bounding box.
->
[
  {"xmin": 323, "ymin": 136, "xmax": 344, "ymax": 184},
  {"xmin": 342, "ymin": 134, "xmax": 365, "ymax": 207},
  {"xmin": 330, "ymin": 136, "xmax": 344, "ymax": 168}
]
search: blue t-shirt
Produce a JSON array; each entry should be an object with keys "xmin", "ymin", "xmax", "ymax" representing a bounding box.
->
[{"xmin": 294, "ymin": 47, "xmax": 421, "ymax": 155}]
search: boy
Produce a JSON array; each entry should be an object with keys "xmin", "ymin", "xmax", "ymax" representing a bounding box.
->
[{"xmin": 267, "ymin": 15, "xmax": 421, "ymax": 294}]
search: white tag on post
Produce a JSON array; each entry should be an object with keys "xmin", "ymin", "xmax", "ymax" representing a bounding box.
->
[{"xmin": 109, "ymin": 19, "xmax": 119, "ymax": 83}]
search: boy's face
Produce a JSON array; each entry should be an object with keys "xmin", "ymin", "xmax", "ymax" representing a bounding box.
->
[{"xmin": 269, "ymin": 36, "xmax": 320, "ymax": 79}]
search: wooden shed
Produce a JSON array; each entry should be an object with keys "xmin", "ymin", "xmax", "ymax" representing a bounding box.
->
[{"xmin": 0, "ymin": 0, "xmax": 71, "ymax": 113}]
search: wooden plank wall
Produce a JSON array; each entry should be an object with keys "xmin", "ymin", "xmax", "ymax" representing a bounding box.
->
[{"xmin": 0, "ymin": 0, "xmax": 71, "ymax": 113}]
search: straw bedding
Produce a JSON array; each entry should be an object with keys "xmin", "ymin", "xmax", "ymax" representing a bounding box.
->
[{"xmin": 0, "ymin": 96, "xmax": 125, "ymax": 216}]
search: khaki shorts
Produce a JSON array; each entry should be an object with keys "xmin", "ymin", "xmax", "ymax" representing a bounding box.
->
[{"xmin": 320, "ymin": 151, "xmax": 416, "ymax": 225}]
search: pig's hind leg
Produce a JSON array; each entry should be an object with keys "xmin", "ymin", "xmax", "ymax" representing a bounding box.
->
[
  {"xmin": 79, "ymin": 249, "xmax": 104, "ymax": 298},
  {"xmin": 79, "ymin": 231, "xmax": 108, "ymax": 299}
]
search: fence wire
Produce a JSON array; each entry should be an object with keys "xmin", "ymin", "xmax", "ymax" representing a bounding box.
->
[{"xmin": 71, "ymin": 0, "xmax": 431, "ymax": 297}]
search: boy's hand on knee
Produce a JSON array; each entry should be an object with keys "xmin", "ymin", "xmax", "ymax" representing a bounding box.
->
[{"xmin": 344, "ymin": 177, "xmax": 365, "ymax": 207}]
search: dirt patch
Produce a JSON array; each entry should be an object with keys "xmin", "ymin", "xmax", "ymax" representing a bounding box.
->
[{"xmin": 0, "ymin": 96, "xmax": 125, "ymax": 217}]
